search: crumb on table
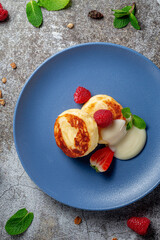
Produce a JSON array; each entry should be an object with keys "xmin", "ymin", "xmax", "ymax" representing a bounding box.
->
[
  {"xmin": 10, "ymin": 62, "xmax": 17, "ymax": 69},
  {"xmin": 67, "ymin": 23, "xmax": 74, "ymax": 29},
  {"xmin": 2, "ymin": 77, "xmax": 7, "ymax": 83},
  {"xmin": 74, "ymin": 216, "xmax": 82, "ymax": 225},
  {"xmin": 0, "ymin": 99, "xmax": 5, "ymax": 106}
]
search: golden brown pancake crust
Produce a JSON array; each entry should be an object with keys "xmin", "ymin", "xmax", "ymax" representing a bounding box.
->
[
  {"xmin": 54, "ymin": 114, "xmax": 90, "ymax": 158},
  {"xmin": 84, "ymin": 97, "xmax": 125, "ymax": 120}
]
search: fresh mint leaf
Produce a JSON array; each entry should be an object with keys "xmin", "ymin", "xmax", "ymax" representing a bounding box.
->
[
  {"xmin": 5, "ymin": 208, "xmax": 34, "ymax": 236},
  {"xmin": 132, "ymin": 115, "xmax": 146, "ymax": 129},
  {"xmin": 126, "ymin": 120, "xmax": 133, "ymax": 130},
  {"xmin": 37, "ymin": 0, "xmax": 70, "ymax": 11},
  {"xmin": 112, "ymin": 3, "xmax": 140, "ymax": 30},
  {"xmin": 26, "ymin": 0, "xmax": 43, "ymax": 28},
  {"xmin": 121, "ymin": 107, "xmax": 131, "ymax": 118},
  {"xmin": 112, "ymin": 9, "xmax": 129, "ymax": 18},
  {"xmin": 129, "ymin": 13, "xmax": 140, "ymax": 30},
  {"xmin": 113, "ymin": 16, "xmax": 130, "ymax": 29},
  {"xmin": 122, "ymin": 6, "xmax": 135, "ymax": 15}
]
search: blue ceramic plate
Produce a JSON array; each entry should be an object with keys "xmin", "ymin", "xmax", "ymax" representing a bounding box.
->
[{"xmin": 13, "ymin": 43, "xmax": 160, "ymax": 210}]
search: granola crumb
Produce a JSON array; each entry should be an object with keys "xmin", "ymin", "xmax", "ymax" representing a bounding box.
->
[
  {"xmin": 74, "ymin": 216, "xmax": 82, "ymax": 225},
  {"xmin": 67, "ymin": 23, "xmax": 74, "ymax": 29},
  {"xmin": 2, "ymin": 77, "xmax": 7, "ymax": 84},
  {"xmin": 0, "ymin": 99, "xmax": 5, "ymax": 106},
  {"xmin": 0, "ymin": 90, "xmax": 2, "ymax": 98},
  {"xmin": 10, "ymin": 62, "xmax": 17, "ymax": 69}
]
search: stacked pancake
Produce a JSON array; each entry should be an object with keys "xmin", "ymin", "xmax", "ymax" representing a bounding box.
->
[{"xmin": 54, "ymin": 95, "xmax": 125, "ymax": 158}]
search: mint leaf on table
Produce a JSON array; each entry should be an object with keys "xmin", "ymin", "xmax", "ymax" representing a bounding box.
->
[
  {"xmin": 121, "ymin": 6, "xmax": 135, "ymax": 15},
  {"xmin": 112, "ymin": 10, "xmax": 129, "ymax": 18},
  {"xmin": 112, "ymin": 3, "xmax": 140, "ymax": 30},
  {"xmin": 5, "ymin": 208, "xmax": 34, "ymax": 236},
  {"xmin": 37, "ymin": 0, "xmax": 71, "ymax": 11},
  {"xmin": 129, "ymin": 13, "xmax": 141, "ymax": 30},
  {"xmin": 114, "ymin": 17, "xmax": 130, "ymax": 28},
  {"xmin": 114, "ymin": 17, "xmax": 130, "ymax": 29},
  {"xmin": 132, "ymin": 115, "xmax": 146, "ymax": 129},
  {"xmin": 26, "ymin": 0, "xmax": 43, "ymax": 28}
]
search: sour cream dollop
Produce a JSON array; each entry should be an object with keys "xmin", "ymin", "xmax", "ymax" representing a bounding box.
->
[{"xmin": 110, "ymin": 126, "xmax": 146, "ymax": 160}]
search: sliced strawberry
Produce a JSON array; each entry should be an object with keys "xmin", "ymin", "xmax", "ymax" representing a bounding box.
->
[{"xmin": 90, "ymin": 146, "xmax": 114, "ymax": 172}]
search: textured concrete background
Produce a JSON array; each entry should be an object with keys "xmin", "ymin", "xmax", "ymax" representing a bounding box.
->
[{"xmin": 0, "ymin": 0, "xmax": 160, "ymax": 239}]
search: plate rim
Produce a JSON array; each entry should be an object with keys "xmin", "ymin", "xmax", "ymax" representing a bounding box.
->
[{"xmin": 13, "ymin": 42, "xmax": 160, "ymax": 210}]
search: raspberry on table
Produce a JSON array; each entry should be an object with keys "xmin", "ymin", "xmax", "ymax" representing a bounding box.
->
[
  {"xmin": 127, "ymin": 217, "xmax": 151, "ymax": 235},
  {"xmin": 74, "ymin": 86, "xmax": 91, "ymax": 104},
  {"xmin": 0, "ymin": 6, "xmax": 8, "ymax": 22},
  {"xmin": 94, "ymin": 109, "xmax": 113, "ymax": 128}
]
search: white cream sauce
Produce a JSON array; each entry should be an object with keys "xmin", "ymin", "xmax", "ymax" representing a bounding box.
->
[{"xmin": 110, "ymin": 126, "xmax": 146, "ymax": 160}]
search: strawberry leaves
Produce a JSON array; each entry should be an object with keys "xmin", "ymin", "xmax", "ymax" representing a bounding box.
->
[{"xmin": 112, "ymin": 3, "xmax": 140, "ymax": 30}]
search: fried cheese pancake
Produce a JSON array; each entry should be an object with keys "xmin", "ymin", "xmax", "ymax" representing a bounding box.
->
[
  {"xmin": 81, "ymin": 95, "xmax": 125, "ymax": 144},
  {"xmin": 54, "ymin": 109, "xmax": 98, "ymax": 158}
]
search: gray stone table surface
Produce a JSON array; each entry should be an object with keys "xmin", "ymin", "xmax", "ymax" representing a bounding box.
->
[{"xmin": 0, "ymin": 0, "xmax": 160, "ymax": 239}]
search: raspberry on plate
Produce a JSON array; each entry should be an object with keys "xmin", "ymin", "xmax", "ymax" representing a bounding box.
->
[
  {"xmin": 127, "ymin": 217, "xmax": 151, "ymax": 235},
  {"xmin": 94, "ymin": 109, "xmax": 113, "ymax": 128},
  {"xmin": 74, "ymin": 86, "xmax": 91, "ymax": 104}
]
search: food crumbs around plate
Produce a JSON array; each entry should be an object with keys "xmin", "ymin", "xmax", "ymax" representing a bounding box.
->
[
  {"xmin": 74, "ymin": 216, "xmax": 82, "ymax": 225},
  {"xmin": 10, "ymin": 62, "xmax": 17, "ymax": 69},
  {"xmin": 67, "ymin": 23, "xmax": 74, "ymax": 29},
  {"xmin": 2, "ymin": 77, "xmax": 7, "ymax": 84},
  {"xmin": 0, "ymin": 99, "xmax": 5, "ymax": 106}
]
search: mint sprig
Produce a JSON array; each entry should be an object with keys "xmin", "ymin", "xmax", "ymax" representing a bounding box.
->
[
  {"xmin": 5, "ymin": 208, "xmax": 34, "ymax": 236},
  {"xmin": 122, "ymin": 107, "xmax": 146, "ymax": 130},
  {"xmin": 26, "ymin": 0, "xmax": 43, "ymax": 28},
  {"xmin": 26, "ymin": 0, "xmax": 71, "ymax": 27},
  {"xmin": 112, "ymin": 3, "xmax": 140, "ymax": 30},
  {"xmin": 37, "ymin": 0, "xmax": 70, "ymax": 11}
]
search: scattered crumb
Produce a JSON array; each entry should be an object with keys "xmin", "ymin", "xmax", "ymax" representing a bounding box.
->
[
  {"xmin": 112, "ymin": 238, "xmax": 118, "ymax": 240},
  {"xmin": 74, "ymin": 216, "xmax": 82, "ymax": 225},
  {"xmin": 2, "ymin": 77, "xmax": 7, "ymax": 84},
  {"xmin": 0, "ymin": 99, "xmax": 5, "ymax": 106},
  {"xmin": 10, "ymin": 62, "xmax": 17, "ymax": 69},
  {"xmin": 67, "ymin": 23, "xmax": 74, "ymax": 29},
  {"xmin": 0, "ymin": 90, "xmax": 2, "ymax": 98}
]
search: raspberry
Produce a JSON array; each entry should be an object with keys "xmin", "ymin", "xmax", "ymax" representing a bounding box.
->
[
  {"xmin": 94, "ymin": 109, "xmax": 113, "ymax": 128},
  {"xmin": 0, "ymin": 5, "xmax": 8, "ymax": 22},
  {"xmin": 127, "ymin": 217, "xmax": 151, "ymax": 235},
  {"xmin": 74, "ymin": 86, "xmax": 91, "ymax": 104}
]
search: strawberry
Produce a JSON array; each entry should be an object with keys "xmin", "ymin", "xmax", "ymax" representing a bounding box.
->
[
  {"xmin": 94, "ymin": 109, "xmax": 113, "ymax": 128},
  {"xmin": 0, "ymin": 3, "xmax": 3, "ymax": 9},
  {"xmin": 90, "ymin": 146, "xmax": 114, "ymax": 172},
  {"xmin": 74, "ymin": 86, "xmax": 91, "ymax": 104},
  {"xmin": 127, "ymin": 217, "xmax": 151, "ymax": 235}
]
